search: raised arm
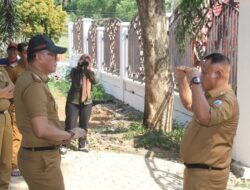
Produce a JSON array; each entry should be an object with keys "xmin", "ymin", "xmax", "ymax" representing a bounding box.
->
[{"xmin": 175, "ymin": 66, "xmax": 192, "ymax": 111}]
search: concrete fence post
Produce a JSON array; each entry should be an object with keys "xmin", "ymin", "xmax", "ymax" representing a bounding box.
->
[
  {"xmin": 82, "ymin": 18, "xmax": 92, "ymax": 54},
  {"xmin": 119, "ymin": 22, "xmax": 130, "ymax": 101},
  {"xmin": 96, "ymin": 27, "xmax": 105, "ymax": 78}
]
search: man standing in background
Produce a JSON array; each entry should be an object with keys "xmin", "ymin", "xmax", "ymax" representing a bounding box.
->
[
  {"xmin": 0, "ymin": 43, "xmax": 19, "ymax": 67},
  {"xmin": 7, "ymin": 42, "xmax": 29, "ymax": 177},
  {"xmin": 0, "ymin": 66, "xmax": 14, "ymax": 190}
]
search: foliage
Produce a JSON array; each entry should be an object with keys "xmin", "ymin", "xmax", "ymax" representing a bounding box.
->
[
  {"xmin": 61, "ymin": 0, "xmax": 177, "ymax": 22},
  {"xmin": 165, "ymin": 0, "xmax": 182, "ymax": 12},
  {"xmin": 95, "ymin": 125, "xmax": 128, "ymax": 134},
  {"xmin": 115, "ymin": 0, "xmax": 137, "ymax": 21},
  {"xmin": 91, "ymin": 84, "xmax": 106, "ymax": 100},
  {"xmin": 17, "ymin": 0, "xmax": 68, "ymax": 42},
  {"xmin": 0, "ymin": 0, "xmax": 20, "ymax": 45},
  {"xmin": 127, "ymin": 112, "xmax": 143, "ymax": 122},
  {"xmin": 175, "ymin": 0, "xmax": 208, "ymax": 53},
  {"xmin": 123, "ymin": 122, "xmax": 146, "ymax": 140},
  {"xmin": 123, "ymin": 120, "xmax": 185, "ymax": 152},
  {"xmin": 48, "ymin": 79, "xmax": 70, "ymax": 96}
]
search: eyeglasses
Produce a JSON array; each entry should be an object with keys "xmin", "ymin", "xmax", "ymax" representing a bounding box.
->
[{"xmin": 39, "ymin": 51, "xmax": 57, "ymax": 59}]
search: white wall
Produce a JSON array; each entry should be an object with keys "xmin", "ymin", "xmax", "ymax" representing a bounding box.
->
[{"xmin": 233, "ymin": 0, "xmax": 250, "ymax": 167}]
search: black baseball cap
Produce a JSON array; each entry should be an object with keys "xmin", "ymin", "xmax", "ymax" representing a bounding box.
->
[{"xmin": 28, "ymin": 35, "xmax": 67, "ymax": 55}]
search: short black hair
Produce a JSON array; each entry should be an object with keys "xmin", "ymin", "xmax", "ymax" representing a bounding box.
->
[
  {"xmin": 203, "ymin": 53, "xmax": 230, "ymax": 65},
  {"xmin": 17, "ymin": 42, "xmax": 28, "ymax": 52}
]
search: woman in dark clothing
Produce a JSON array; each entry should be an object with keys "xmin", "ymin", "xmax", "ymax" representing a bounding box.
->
[{"xmin": 65, "ymin": 54, "xmax": 97, "ymax": 150}]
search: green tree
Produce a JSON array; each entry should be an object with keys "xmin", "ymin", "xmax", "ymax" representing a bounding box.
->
[
  {"xmin": 63, "ymin": 0, "xmax": 176, "ymax": 22},
  {"xmin": 18, "ymin": 0, "xmax": 67, "ymax": 42},
  {"xmin": 0, "ymin": 0, "xmax": 20, "ymax": 45},
  {"xmin": 116, "ymin": 0, "xmax": 136, "ymax": 21},
  {"xmin": 64, "ymin": 0, "xmax": 137, "ymax": 21},
  {"xmin": 75, "ymin": 0, "xmax": 119, "ymax": 18},
  {"xmin": 175, "ymin": 0, "xmax": 237, "ymax": 52}
]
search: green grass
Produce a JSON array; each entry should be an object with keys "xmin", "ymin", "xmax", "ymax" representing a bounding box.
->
[
  {"xmin": 122, "ymin": 120, "xmax": 185, "ymax": 152},
  {"xmin": 127, "ymin": 112, "xmax": 143, "ymax": 121},
  {"xmin": 93, "ymin": 125, "xmax": 128, "ymax": 134},
  {"xmin": 91, "ymin": 84, "xmax": 106, "ymax": 100}
]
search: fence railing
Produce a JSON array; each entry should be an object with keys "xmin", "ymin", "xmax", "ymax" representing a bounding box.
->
[
  {"xmin": 88, "ymin": 23, "xmax": 97, "ymax": 68},
  {"xmin": 103, "ymin": 18, "xmax": 121, "ymax": 75},
  {"xmin": 72, "ymin": 18, "xmax": 84, "ymax": 54},
  {"xmin": 128, "ymin": 15, "xmax": 144, "ymax": 82}
]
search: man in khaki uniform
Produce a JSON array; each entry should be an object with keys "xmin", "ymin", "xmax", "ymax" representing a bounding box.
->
[
  {"xmin": 14, "ymin": 35, "xmax": 86, "ymax": 190},
  {"xmin": 7, "ymin": 42, "xmax": 28, "ymax": 176},
  {"xmin": 175, "ymin": 53, "xmax": 239, "ymax": 190},
  {"xmin": 0, "ymin": 66, "xmax": 14, "ymax": 190}
]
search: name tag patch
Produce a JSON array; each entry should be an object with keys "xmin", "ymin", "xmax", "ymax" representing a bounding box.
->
[{"xmin": 213, "ymin": 99, "xmax": 223, "ymax": 107}]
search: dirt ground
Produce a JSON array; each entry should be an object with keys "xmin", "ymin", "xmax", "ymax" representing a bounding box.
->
[{"xmin": 54, "ymin": 88, "xmax": 150, "ymax": 155}]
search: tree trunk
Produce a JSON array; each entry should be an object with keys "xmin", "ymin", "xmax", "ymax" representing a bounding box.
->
[{"xmin": 136, "ymin": 0, "xmax": 174, "ymax": 132}]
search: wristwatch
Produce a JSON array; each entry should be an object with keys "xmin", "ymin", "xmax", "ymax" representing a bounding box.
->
[{"xmin": 190, "ymin": 76, "xmax": 201, "ymax": 85}]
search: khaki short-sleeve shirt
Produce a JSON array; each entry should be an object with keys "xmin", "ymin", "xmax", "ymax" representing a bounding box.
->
[
  {"xmin": 14, "ymin": 65, "xmax": 64, "ymax": 147},
  {"xmin": 6, "ymin": 61, "xmax": 26, "ymax": 83},
  {"xmin": 180, "ymin": 85, "xmax": 239, "ymax": 168},
  {"xmin": 0, "ymin": 67, "xmax": 13, "ymax": 110}
]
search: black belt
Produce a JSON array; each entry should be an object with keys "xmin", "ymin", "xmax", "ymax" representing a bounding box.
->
[
  {"xmin": 184, "ymin": 163, "xmax": 225, "ymax": 170},
  {"xmin": 22, "ymin": 145, "xmax": 60, "ymax": 151}
]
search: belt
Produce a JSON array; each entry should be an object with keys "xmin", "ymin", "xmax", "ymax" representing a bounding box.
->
[
  {"xmin": 184, "ymin": 163, "xmax": 225, "ymax": 170},
  {"xmin": 22, "ymin": 145, "xmax": 60, "ymax": 151},
  {"xmin": 0, "ymin": 110, "xmax": 8, "ymax": 114}
]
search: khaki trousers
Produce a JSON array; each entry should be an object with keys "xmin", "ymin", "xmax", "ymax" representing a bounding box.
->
[
  {"xmin": 9, "ymin": 104, "xmax": 22, "ymax": 169},
  {"xmin": 183, "ymin": 167, "xmax": 230, "ymax": 190},
  {"xmin": 18, "ymin": 148, "xmax": 65, "ymax": 190},
  {"xmin": 0, "ymin": 113, "xmax": 13, "ymax": 190}
]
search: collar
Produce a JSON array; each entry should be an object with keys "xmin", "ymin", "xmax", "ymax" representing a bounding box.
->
[
  {"xmin": 27, "ymin": 64, "xmax": 49, "ymax": 83},
  {"xmin": 205, "ymin": 84, "xmax": 232, "ymax": 98}
]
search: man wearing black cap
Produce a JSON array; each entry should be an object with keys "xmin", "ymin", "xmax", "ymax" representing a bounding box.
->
[{"xmin": 14, "ymin": 35, "xmax": 86, "ymax": 190}]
